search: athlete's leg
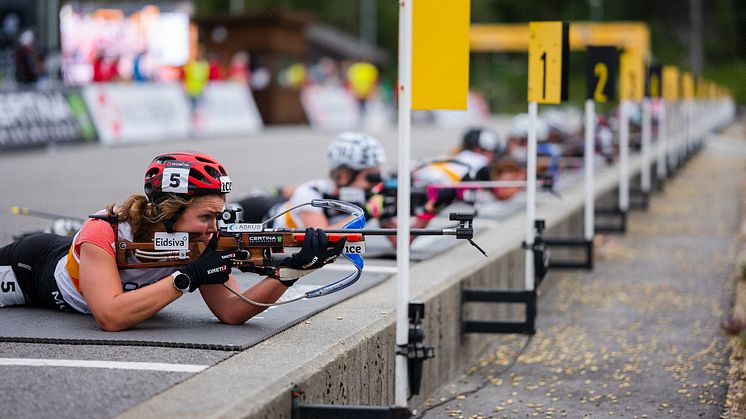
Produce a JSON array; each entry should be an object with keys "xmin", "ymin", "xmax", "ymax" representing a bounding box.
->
[{"xmin": 0, "ymin": 234, "xmax": 72, "ymax": 310}]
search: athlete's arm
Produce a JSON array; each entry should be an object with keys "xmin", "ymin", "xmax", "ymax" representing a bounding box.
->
[{"xmin": 78, "ymin": 243, "xmax": 182, "ymax": 332}]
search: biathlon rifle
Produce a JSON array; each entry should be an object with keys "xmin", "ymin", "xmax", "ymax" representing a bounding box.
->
[{"xmin": 113, "ymin": 199, "xmax": 486, "ymax": 303}]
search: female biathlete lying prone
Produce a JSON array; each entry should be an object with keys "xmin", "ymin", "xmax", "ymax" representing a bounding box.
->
[{"xmin": 0, "ymin": 152, "xmax": 343, "ymax": 331}]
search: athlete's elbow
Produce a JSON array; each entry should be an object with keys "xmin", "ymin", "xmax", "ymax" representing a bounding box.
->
[
  {"xmin": 93, "ymin": 313, "xmax": 131, "ymax": 332},
  {"xmin": 215, "ymin": 311, "xmax": 250, "ymax": 325}
]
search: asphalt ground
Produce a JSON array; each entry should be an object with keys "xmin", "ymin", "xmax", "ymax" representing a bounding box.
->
[
  {"xmin": 0, "ymin": 118, "xmax": 518, "ymax": 418},
  {"xmin": 415, "ymin": 124, "xmax": 746, "ymax": 419}
]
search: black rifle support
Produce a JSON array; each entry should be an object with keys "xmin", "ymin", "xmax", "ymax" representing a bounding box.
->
[
  {"xmin": 544, "ymin": 237, "xmax": 594, "ymax": 270},
  {"xmin": 460, "ymin": 220, "xmax": 548, "ymax": 335}
]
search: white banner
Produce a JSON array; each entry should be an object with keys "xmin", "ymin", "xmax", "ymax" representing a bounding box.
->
[
  {"xmin": 82, "ymin": 83, "xmax": 190, "ymax": 145},
  {"xmin": 300, "ymin": 85, "xmax": 360, "ymax": 132},
  {"xmin": 194, "ymin": 82, "xmax": 263, "ymax": 137},
  {"xmin": 430, "ymin": 91, "xmax": 490, "ymax": 128}
]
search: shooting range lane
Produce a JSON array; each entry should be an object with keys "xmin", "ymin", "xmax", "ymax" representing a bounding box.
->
[{"xmin": 418, "ymin": 127, "xmax": 746, "ymax": 418}]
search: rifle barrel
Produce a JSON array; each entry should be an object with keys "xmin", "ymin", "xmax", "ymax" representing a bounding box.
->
[{"xmin": 272, "ymin": 228, "xmax": 461, "ymax": 236}]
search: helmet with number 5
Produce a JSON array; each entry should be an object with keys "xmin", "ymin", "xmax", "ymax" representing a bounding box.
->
[
  {"xmin": 143, "ymin": 152, "xmax": 231, "ymax": 202},
  {"xmin": 327, "ymin": 132, "xmax": 386, "ymax": 170}
]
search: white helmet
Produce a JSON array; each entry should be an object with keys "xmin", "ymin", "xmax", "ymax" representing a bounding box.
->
[
  {"xmin": 327, "ymin": 132, "xmax": 386, "ymax": 170},
  {"xmin": 462, "ymin": 127, "xmax": 507, "ymax": 156},
  {"xmin": 510, "ymin": 113, "xmax": 549, "ymax": 142}
]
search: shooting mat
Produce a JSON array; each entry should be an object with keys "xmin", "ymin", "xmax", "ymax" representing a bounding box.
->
[{"xmin": 0, "ymin": 269, "xmax": 389, "ymax": 351}]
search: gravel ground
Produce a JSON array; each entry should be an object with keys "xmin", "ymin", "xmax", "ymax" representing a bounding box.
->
[{"xmin": 415, "ymin": 125, "xmax": 746, "ymax": 419}]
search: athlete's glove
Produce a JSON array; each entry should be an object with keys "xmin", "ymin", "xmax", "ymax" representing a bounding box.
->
[
  {"xmin": 431, "ymin": 188, "xmax": 456, "ymax": 211},
  {"xmin": 363, "ymin": 194, "xmax": 385, "ymax": 221},
  {"xmin": 182, "ymin": 236, "xmax": 236, "ymax": 292},
  {"xmin": 418, "ymin": 188, "xmax": 456, "ymax": 221},
  {"xmin": 271, "ymin": 228, "xmax": 346, "ymax": 287}
]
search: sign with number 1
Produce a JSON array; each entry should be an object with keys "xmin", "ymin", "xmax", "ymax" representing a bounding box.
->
[{"xmin": 528, "ymin": 21, "xmax": 569, "ymax": 104}]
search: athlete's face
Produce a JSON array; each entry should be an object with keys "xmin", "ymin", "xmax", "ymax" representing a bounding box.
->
[
  {"xmin": 173, "ymin": 195, "xmax": 225, "ymax": 242},
  {"xmin": 349, "ymin": 168, "xmax": 382, "ymax": 191}
]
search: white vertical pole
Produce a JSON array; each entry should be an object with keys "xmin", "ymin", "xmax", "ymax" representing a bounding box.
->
[
  {"xmin": 525, "ymin": 101, "xmax": 538, "ymax": 290},
  {"xmin": 656, "ymin": 100, "xmax": 667, "ymax": 180},
  {"xmin": 584, "ymin": 99, "xmax": 595, "ymax": 241},
  {"xmin": 395, "ymin": 0, "xmax": 412, "ymax": 407},
  {"xmin": 641, "ymin": 98, "xmax": 652, "ymax": 192},
  {"xmin": 619, "ymin": 100, "xmax": 630, "ymax": 212}
]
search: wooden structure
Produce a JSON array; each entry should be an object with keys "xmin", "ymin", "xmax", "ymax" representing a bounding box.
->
[{"xmin": 195, "ymin": 11, "xmax": 388, "ymax": 124}]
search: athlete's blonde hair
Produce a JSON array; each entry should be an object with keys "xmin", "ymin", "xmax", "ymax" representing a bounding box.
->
[{"xmin": 107, "ymin": 194, "xmax": 194, "ymax": 241}]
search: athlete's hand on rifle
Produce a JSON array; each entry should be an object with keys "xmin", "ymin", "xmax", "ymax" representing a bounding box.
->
[
  {"xmin": 182, "ymin": 235, "xmax": 236, "ymax": 292},
  {"xmin": 419, "ymin": 188, "xmax": 456, "ymax": 220},
  {"xmin": 272, "ymin": 228, "xmax": 346, "ymax": 287},
  {"xmin": 364, "ymin": 194, "xmax": 385, "ymax": 221}
]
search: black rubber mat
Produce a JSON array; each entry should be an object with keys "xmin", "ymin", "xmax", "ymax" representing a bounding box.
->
[{"xmin": 0, "ymin": 270, "xmax": 388, "ymax": 351}]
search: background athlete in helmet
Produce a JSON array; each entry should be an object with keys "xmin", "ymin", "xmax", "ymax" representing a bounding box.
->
[
  {"xmin": 260, "ymin": 132, "xmax": 389, "ymax": 230},
  {"xmin": 414, "ymin": 127, "xmax": 525, "ymax": 202},
  {"xmin": 0, "ymin": 152, "xmax": 343, "ymax": 331},
  {"xmin": 507, "ymin": 113, "xmax": 562, "ymax": 182}
]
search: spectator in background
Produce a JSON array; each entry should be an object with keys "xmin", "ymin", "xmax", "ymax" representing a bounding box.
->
[
  {"xmin": 182, "ymin": 45, "xmax": 210, "ymax": 111},
  {"xmin": 132, "ymin": 50, "xmax": 149, "ymax": 82},
  {"xmin": 278, "ymin": 62, "xmax": 307, "ymax": 89},
  {"xmin": 207, "ymin": 53, "xmax": 224, "ymax": 81},
  {"xmin": 308, "ymin": 57, "xmax": 341, "ymax": 86},
  {"xmin": 346, "ymin": 61, "xmax": 379, "ymax": 125},
  {"xmin": 14, "ymin": 30, "xmax": 39, "ymax": 85},
  {"xmin": 92, "ymin": 50, "xmax": 119, "ymax": 82},
  {"xmin": 228, "ymin": 51, "xmax": 250, "ymax": 85}
]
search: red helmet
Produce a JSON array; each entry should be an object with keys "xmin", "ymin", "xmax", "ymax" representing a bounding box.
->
[{"xmin": 143, "ymin": 152, "xmax": 232, "ymax": 202}]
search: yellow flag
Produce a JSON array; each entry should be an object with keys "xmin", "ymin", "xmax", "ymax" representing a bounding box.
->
[
  {"xmin": 412, "ymin": 0, "xmax": 470, "ymax": 110},
  {"xmin": 619, "ymin": 50, "xmax": 644, "ymax": 101},
  {"xmin": 662, "ymin": 66, "xmax": 679, "ymax": 101},
  {"xmin": 681, "ymin": 72, "xmax": 694, "ymax": 99}
]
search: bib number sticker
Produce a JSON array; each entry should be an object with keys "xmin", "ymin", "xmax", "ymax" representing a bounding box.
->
[
  {"xmin": 154, "ymin": 232, "xmax": 189, "ymax": 250},
  {"xmin": 343, "ymin": 242, "xmax": 366, "ymax": 255},
  {"xmin": 162, "ymin": 161, "xmax": 190, "ymax": 194}
]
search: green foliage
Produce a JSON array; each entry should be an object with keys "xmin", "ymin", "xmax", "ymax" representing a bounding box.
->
[{"xmin": 704, "ymin": 60, "xmax": 746, "ymax": 104}]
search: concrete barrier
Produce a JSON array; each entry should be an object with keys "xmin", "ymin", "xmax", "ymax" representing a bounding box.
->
[{"xmin": 118, "ymin": 153, "xmax": 645, "ymax": 419}]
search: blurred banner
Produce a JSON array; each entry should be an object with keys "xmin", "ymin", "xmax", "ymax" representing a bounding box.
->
[
  {"xmin": 81, "ymin": 82, "xmax": 190, "ymax": 145},
  {"xmin": 300, "ymin": 84, "xmax": 359, "ymax": 132},
  {"xmin": 0, "ymin": 89, "xmax": 97, "ymax": 151},
  {"xmin": 193, "ymin": 81, "xmax": 264, "ymax": 138}
]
